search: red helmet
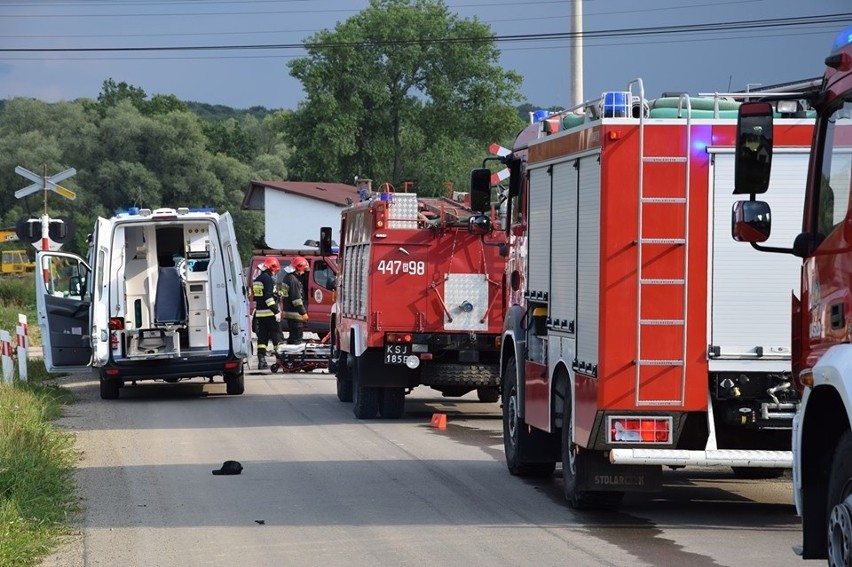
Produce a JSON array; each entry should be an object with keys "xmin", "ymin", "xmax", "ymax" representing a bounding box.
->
[
  {"xmin": 264, "ymin": 257, "xmax": 281, "ymax": 273},
  {"xmin": 292, "ymin": 256, "xmax": 309, "ymax": 272}
]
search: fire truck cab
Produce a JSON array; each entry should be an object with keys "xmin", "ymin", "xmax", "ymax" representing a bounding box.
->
[
  {"xmin": 482, "ymin": 78, "xmax": 814, "ymax": 509},
  {"xmin": 732, "ymin": 25, "xmax": 852, "ymax": 562}
]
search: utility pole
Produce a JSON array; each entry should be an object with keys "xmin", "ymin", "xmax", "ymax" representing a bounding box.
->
[{"xmin": 570, "ymin": 0, "xmax": 584, "ymax": 107}]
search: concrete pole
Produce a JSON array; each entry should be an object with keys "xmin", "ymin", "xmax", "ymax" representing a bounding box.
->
[{"xmin": 570, "ymin": 0, "xmax": 584, "ymax": 107}]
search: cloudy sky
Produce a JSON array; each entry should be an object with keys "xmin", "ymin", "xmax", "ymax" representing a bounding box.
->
[{"xmin": 0, "ymin": 0, "xmax": 849, "ymax": 110}]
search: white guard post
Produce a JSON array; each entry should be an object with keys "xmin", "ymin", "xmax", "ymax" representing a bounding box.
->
[
  {"xmin": 17, "ymin": 314, "xmax": 28, "ymax": 382},
  {"xmin": 0, "ymin": 330, "xmax": 13, "ymax": 384}
]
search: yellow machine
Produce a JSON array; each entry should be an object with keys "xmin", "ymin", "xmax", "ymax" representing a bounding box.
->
[
  {"xmin": 1, "ymin": 249, "xmax": 35, "ymax": 274},
  {"xmin": 0, "ymin": 229, "xmax": 35, "ymax": 274}
]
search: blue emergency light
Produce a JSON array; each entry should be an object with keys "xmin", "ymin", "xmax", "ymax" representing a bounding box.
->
[{"xmin": 832, "ymin": 25, "xmax": 852, "ymax": 53}]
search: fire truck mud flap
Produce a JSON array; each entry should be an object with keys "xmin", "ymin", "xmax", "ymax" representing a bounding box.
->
[{"xmin": 576, "ymin": 454, "xmax": 662, "ymax": 493}]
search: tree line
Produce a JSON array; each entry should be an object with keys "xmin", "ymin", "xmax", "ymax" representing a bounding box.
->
[{"xmin": 0, "ymin": 0, "xmax": 559, "ymax": 264}]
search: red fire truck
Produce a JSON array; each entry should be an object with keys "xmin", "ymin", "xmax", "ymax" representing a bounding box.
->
[
  {"xmin": 732, "ymin": 26, "xmax": 852, "ymax": 562},
  {"xmin": 475, "ymin": 78, "xmax": 815, "ymax": 508},
  {"xmin": 323, "ymin": 181, "xmax": 506, "ymax": 419}
]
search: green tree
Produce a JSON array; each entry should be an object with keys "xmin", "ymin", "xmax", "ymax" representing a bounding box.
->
[{"xmin": 285, "ymin": 0, "xmax": 525, "ymax": 193}]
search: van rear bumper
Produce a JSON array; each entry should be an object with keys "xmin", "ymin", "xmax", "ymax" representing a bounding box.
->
[{"xmin": 100, "ymin": 353, "xmax": 244, "ymax": 381}]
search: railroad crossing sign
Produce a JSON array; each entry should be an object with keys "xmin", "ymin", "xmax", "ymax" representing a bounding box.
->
[{"xmin": 14, "ymin": 166, "xmax": 77, "ymax": 200}]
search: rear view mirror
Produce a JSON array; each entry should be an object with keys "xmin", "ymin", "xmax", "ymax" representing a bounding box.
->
[
  {"xmin": 734, "ymin": 102, "xmax": 774, "ymax": 195},
  {"xmin": 319, "ymin": 227, "xmax": 333, "ymax": 256},
  {"xmin": 732, "ymin": 200, "xmax": 771, "ymax": 242},
  {"xmin": 470, "ymin": 168, "xmax": 492, "ymax": 213}
]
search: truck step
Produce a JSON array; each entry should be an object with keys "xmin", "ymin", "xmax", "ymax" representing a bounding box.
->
[{"xmin": 609, "ymin": 448, "xmax": 792, "ymax": 468}]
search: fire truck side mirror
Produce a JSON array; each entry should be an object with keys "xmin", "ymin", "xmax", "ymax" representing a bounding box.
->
[
  {"xmin": 731, "ymin": 200, "xmax": 771, "ymax": 243},
  {"xmin": 470, "ymin": 168, "xmax": 492, "ymax": 213},
  {"xmin": 733, "ymin": 102, "xmax": 774, "ymax": 195},
  {"xmin": 319, "ymin": 227, "xmax": 333, "ymax": 256}
]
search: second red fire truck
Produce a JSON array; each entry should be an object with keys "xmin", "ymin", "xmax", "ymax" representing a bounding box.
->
[
  {"xmin": 323, "ymin": 180, "xmax": 506, "ymax": 419},
  {"xmin": 475, "ymin": 79, "xmax": 815, "ymax": 508}
]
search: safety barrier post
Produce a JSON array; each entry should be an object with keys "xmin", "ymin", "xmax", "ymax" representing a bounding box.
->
[
  {"xmin": 16, "ymin": 314, "xmax": 28, "ymax": 382},
  {"xmin": 0, "ymin": 330, "xmax": 13, "ymax": 385}
]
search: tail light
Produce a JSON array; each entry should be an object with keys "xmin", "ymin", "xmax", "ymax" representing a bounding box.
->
[
  {"xmin": 608, "ymin": 416, "xmax": 672, "ymax": 444},
  {"xmin": 386, "ymin": 333, "xmax": 412, "ymax": 343},
  {"xmin": 108, "ymin": 317, "xmax": 125, "ymax": 330}
]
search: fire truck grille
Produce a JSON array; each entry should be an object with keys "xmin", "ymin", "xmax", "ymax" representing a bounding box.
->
[{"xmin": 419, "ymin": 363, "xmax": 499, "ymax": 386}]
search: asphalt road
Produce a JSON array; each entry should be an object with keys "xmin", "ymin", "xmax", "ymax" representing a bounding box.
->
[{"xmin": 40, "ymin": 368, "xmax": 805, "ymax": 567}]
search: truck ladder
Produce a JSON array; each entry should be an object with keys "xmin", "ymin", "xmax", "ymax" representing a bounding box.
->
[{"xmin": 629, "ymin": 78, "xmax": 691, "ymax": 407}]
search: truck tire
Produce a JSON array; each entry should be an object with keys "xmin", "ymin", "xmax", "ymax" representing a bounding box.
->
[
  {"xmin": 379, "ymin": 387, "xmax": 405, "ymax": 419},
  {"xmin": 225, "ymin": 367, "xmax": 245, "ymax": 395},
  {"xmin": 827, "ymin": 431, "xmax": 852, "ymax": 567},
  {"xmin": 502, "ymin": 356, "xmax": 556, "ymax": 477},
  {"xmin": 100, "ymin": 375, "xmax": 120, "ymax": 400},
  {"xmin": 352, "ymin": 350, "xmax": 379, "ymax": 419},
  {"xmin": 561, "ymin": 388, "xmax": 623, "ymax": 509},
  {"xmin": 335, "ymin": 350, "xmax": 353, "ymax": 403},
  {"xmin": 477, "ymin": 387, "xmax": 500, "ymax": 403}
]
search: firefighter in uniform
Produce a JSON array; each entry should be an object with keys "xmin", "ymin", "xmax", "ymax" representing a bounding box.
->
[
  {"xmin": 282, "ymin": 256, "xmax": 310, "ymax": 344},
  {"xmin": 252, "ymin": 257, "xmax": 285, "ymax": 369}
]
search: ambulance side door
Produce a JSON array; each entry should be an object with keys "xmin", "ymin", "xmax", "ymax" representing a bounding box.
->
[{"xmin": 34, "ymin": 251, "xmax": 93, "ymax": 372}]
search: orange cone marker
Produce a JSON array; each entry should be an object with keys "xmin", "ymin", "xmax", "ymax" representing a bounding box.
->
[{"xmin": 430, "ymin": 413, "xmax": 447, "ymax": 430}]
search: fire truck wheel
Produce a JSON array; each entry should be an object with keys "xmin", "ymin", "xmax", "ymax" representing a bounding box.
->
[
  {"xmin": 225, "ymin": 368, "xmax": 245, "ymax": 395},
  {"xmin": 502, "ymin": 356, "xmax": 556, "ymax": 478},
  {"xmin": 379, "ymin": 388, "xmax": 406, "ymax": 419},
  {"xmin": 99, "ymin": 375, "xmax": 120, "ymax": 400},
  {"xmin": 352, "ymin": 351, "xmax": 380, "ymax": 419},
  {"xmin": 827, "ymin": 431, "xmax": 852, "ymax": 567},
  {"xmin": 477, "ymin": 387, "xmax": 500, "ymax": 403},
  {"xmin": 561, "ymin": 391, "xmax": 623, "ymax": 510},
  {"xmin": 335, "ymin": 351, "xmax": 353, "ymax": 403}
]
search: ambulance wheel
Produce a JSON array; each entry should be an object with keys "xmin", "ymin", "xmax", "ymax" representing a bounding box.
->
[
  {"xmin": 503, "ymin": 356, "xmax": 556, "ymax": 478},
  {"xmin": 335, "ymin": 350, "xmax": 353, "ymax": 403},
  {"xmin": 270, "ymin": 364, "xmax": 280, "ymax": 374},
  {"xmin": 225, "ymin": 368, "xmax": 245, "ymax": 395},
  {"xmin": 477, "ymin": 387, "xmax": 500, "ymax": 403},
  {"xmin": 352, "ymin": 350, "xmax": 379, "ymax": 419},
  {"xmin": 100, "ymin": 376, "xmax": 120, "ymax": 400},
  {"xmin": 561, "ymin": 388, "xmax": 623, "ymax": 509},
  {"xmin": 379, "ymin": 387, "xmax": 405, "ymax": 419},
  {"xmin": 827, "ymin": 431, "xmax": 852, "ymax": 567}
]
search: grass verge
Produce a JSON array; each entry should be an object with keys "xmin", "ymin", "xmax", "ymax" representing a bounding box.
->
[{"xmin": 0, "ymin": 277, "xmax": 77, "ymax": 567}]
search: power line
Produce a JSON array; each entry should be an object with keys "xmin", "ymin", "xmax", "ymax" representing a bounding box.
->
[{"xmin": 0, "ymin": 13, "xmax": 847, "ymax": 53}]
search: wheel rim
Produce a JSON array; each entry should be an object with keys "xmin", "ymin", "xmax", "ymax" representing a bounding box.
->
[
  {"xmin": 507, "ymin": 386, "xmax": 519, "ymax": 446},
  {"xmin": 565, "ymin": 405, "xmax": 577, "ymax": 477},
  {"xmin": 829, "ymin": 482, "xmax": 852, "ymax": 567}
]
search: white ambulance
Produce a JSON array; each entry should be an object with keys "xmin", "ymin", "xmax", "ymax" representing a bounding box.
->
[{"xmin": 35, "ymin": 207, "xmax": 250, "ymax": 399}]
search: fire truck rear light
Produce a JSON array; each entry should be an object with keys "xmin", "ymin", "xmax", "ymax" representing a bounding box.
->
[
  {"xmin": 607, "ymin": 130, "xmax": 622, "ymax": 141},
  {"xmin": 386, "ymin": 333, "xmax": 412, "ymax": 343},
  {"xmin": 494, "ymin": 336, "xmax": 502, "ymax": 348},
  {"xmin": 608, "ymin": 416, "xmax": 672, "ymax": 444},
  {"xmin": 419, "ymin": 352, "xmax": 433, "ymax": 360},
  {"xmin": 108, "ymin": 317, "xmax": 125, "ymax": 330}
]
